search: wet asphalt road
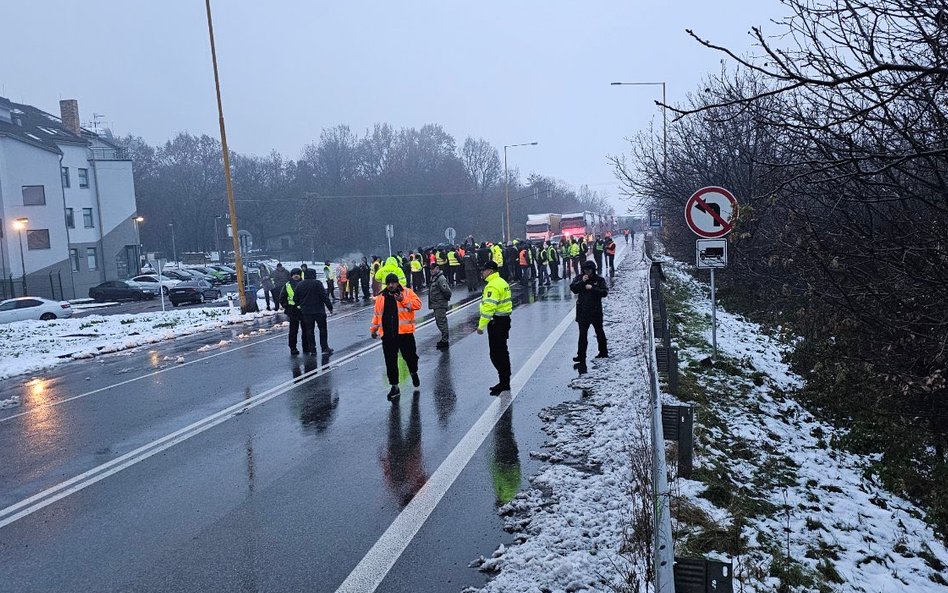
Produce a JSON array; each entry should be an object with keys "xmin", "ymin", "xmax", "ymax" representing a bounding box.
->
[{"xmin": 0, "ymin": 246, "xmax": 630, "ymax": 593}]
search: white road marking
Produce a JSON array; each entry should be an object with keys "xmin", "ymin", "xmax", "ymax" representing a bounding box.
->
[
  {"xmin": 334, "ymin": 308, "xmax": 577, "ymax": 593},
  {"xmin": 0, "ymin": 304, "xmax": 377, "ymax": 424},
  {"xmin": 0, "ymin": 298, "xmax": 482, "ymax": 529}
]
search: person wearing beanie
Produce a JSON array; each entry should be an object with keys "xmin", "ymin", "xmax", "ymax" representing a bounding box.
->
[
  {"xmin": 570, "ymin": 260, "xmax": 609, "ymax": 374},
  {"xmin": 295, "ymin": 268, "xmax": 334, "ymax": 356},
  {"xmin": 370, "ymin": 272, "xmax": 422, "ymax": 401},
  {"xmin": 477, "ymin": 260, "xmax": 513, "ymax": 395},
  {"xmin": 280, "ymin": 267, "xmax": 303, "ymax": 355},
  {"xmin": 428, "ymin": 261, "xmax": 452, "ymax": 349}
]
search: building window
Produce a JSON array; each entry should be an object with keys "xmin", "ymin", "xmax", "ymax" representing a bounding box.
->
[
  {"xmin": 65, "ymin": 208, "xmax": 75, "ymax": 228},
  {"xmin": 86, "ymin": 247, "xmax": 98, "ymax": 270},
  {"xmin": 83, "ymin": 208, "xmax": 94, "ymax": 228},
  {"xmin": 22, "ymin": 185, "xmax": 46, "ymax": 206},
  {"xmin": 61, "ymin": 167, "xmax": 70, "ymax": 188},
  {"xmin": 70, "ymin": 248, "xmax": 80, "ymax": 272},
  {"xmin": 26, "ymin": 229, "xmax": 51, "ymax": 250},
  {"xmin": 78, "ymin": 168, "xmax": 89, "ymax": 188}
]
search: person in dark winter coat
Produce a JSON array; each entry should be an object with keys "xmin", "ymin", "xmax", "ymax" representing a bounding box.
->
[
  {"xmin": 359, "ymin": 258, "xmax": 371, "ymax": 300},
  {"xmin": 271, "ymin": 263, "xmax": 290, "ymax": 311},
  {"xmin": 294, "ymin": 269, "xmax": 334, "ymax": 355},
  {"xmin": 569, "ymin": 260, "xmax": 608, "ymax": 374},
  {"xmin": 280, "ymin": 267, "xmax": 303, "ymax": 354}
]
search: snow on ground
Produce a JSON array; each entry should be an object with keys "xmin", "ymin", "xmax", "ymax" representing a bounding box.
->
[
  {"xmin": 467, "ymin": 249, "xmax": 654, "ymax": 593},
  {"xmin": 0, "ymin": 300, "xmax": 279, "ymax": 382},
  {"xmin": 662, "ymin": 258, "xmax": 948, "ymax": 592}
]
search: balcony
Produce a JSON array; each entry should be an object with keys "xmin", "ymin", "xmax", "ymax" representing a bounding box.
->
[{"xmin": 89, "ymin": 146, "xmax": 130, "ymax": 161}]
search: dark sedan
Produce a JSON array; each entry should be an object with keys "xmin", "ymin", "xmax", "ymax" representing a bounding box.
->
[
  {"xmin": 168, "ymin": 280, "xmax": 222, "ymax": 307},
  {"xmin": 89, "ymin": 281, "xmax": 155, "ymax": 302}
]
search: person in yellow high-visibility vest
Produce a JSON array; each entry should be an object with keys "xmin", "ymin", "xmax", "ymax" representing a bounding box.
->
[
  {"xmin": 446, "ymin": 247, "xmax": 460, "ymax": 286},
  {"xmin": 409, "ymin": 254, "xmax": 424, "ymax": 291},
  {"xmin": 476, "ymin": 260, "xmax": 513, "ymax": 395}
]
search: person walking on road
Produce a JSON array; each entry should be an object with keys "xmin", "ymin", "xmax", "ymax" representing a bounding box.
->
[
  {"xmin": 429, "ymin": 261, "xmax": 452, "ymax": 349},
  {"xmin": 272, "ymin": 263, "xmax": 290, "ymax": 311},
  {"xmin": 593, "ymin": 236, "xmax": 605, "ymax": 272},
  {"xmin": 295, "ymin": 269, "xmax": 334, "ymax": 356},
  {"xmin": 570, "ymin": 260, "xmax": 608, "ymax": 374},
  {"xmin": 477, "ymin": 261, "xmax": 513, "ymax": 395},
  {"xmin": 371, "ymin": 273, "xmax": 422, "ymax": 401},
  {"xmin": 605, "ymin": 237, "xmax": 617, "ymax": 277},
  {"xmin": 280, "ymin": 267, "xmax": 303, "ymax": 355}
]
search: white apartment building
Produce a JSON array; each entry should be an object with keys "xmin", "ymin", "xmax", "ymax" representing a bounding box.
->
[{"xmin": 0, "ymin": 97, "xmax": 139, "ymax": 300}]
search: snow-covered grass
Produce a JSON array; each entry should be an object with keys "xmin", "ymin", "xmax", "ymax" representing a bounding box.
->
[
  {"xmin": 662, "ymin": 258, "xmax": 948, "ymax": 592},
  {"xmin": 0, "ymin": 302, "xmax": 279, "ymax": 382},
  {"xmin": 468, "ymin": 251, "xmax": 655, "ymax": 593}
]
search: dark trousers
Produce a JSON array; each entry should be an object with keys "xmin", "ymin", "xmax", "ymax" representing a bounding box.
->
[
  {"xmin": 382, "ymin": 333, "xmax": 419, "ymax": 386},
  {"xmin": 550, "ymin": 261, "xmax": 560, "ymax": 281},
  {"xmin": 361, "ymin": 278, "xmax": 370, "ymax": 299},
  {"xmin": 412, "ymin": 272, "xmax": 425, "ymax": 291},
  {"xmin": 606, "ymin": 253, "xmax": 615, "ymax": 275},
  {"xmin": 538, "ymin": 263, "xmax": 550, "ymax": 284},
  {"xmin": 594, "ymin": 252, "xmax": 603, "ymax": 270},
  {"xmin": 326, "ymin": 280, "xmax": 335, "ymax": 301},
  {"xmin": 487, "ymin": 316, "xmax": 511, "ymax": 384},
  {"xmin": 287, "ymin": 310, "xmax": 301, "ymax": 351},
  {"xmin": 262, "ymin": 287, "xmax": 272, "ymax": 309},
  {"xmin": 577, "ymin": 319, "xmax": 607, "ymax": 361},
  {"xmin": 270, "ymin": 288, "xmax": 281, "ymax": 311},
  {"xmin": 301, "ymin": 314, "xmax": 329, "ymax": 353},
  {"xmin": 571, "ymin": 257, "xmax": 581, "ymax": 276}
]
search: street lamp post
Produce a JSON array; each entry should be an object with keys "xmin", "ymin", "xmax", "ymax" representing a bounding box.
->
[
  {"xmin": 503, "ymin": 142, "xmax": 538, "ymax": 242},
  {"xmin": 13, "ymin": 218, "xmax": 28, "ymax": 296},
  {"xmin": 168, "ymin": 223, "xmax": 178, "ymax": 269},
  {"xmin": 213, "ymin": 216, "xmax": 223, "ymax": 264},
  {"xmin": 611, "ymin": 81, "xmax": 667, "ymax": 176},
  {"xmin": 133, "ymin": 216, "xmax": 144, "ymax": 274}
]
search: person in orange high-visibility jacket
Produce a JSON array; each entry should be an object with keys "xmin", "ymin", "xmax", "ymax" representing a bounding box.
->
[{"xmin": 371, "ymin": 273, "xmax": 422, "ymax": 401}]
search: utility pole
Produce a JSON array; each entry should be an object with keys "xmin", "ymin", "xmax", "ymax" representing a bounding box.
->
[
  {"xmin": 205, "ymin": 0, "xmax": 250, "ymax": 312},
  {"xmin": 168, "ymin": 223, "xmax": 178, "ymax": 268}
]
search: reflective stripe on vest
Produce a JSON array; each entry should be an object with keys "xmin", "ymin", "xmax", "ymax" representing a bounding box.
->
[{"xmin": 285, "ymin": 282, "xmax": 296, "ymax": 306}]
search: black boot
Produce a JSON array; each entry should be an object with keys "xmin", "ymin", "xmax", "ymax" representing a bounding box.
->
[
  {"xmin": 411, "ymin": 373, "xmax": 420, "ymax": 388},
  {"xmin": 595, "ymin": 352, "xmax": 609, "ymax": 359},
  {"xmin": 387, "ymin": 385, "xmax": 401, "ymax": 401},
  {"xmin": 573, "ymin": 362, "xmax": 588, "ymax": 375}
]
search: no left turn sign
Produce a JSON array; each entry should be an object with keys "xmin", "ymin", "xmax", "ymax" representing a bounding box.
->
[{"xmin": 684, "ymin": 186, "xmax": 739, "ymax": 238}]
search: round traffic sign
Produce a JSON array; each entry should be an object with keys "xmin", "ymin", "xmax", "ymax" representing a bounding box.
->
[
  {"xmin": 445, "ymin": 227, "xmax": 457, "ymax": 242},
  {"xmin": 684, "ymin": 186, "xmax": 739, "ymax": 238}
]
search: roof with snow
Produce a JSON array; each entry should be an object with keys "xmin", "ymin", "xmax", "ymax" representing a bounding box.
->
[{"xmin": 0, "ymin": 96, "xmax": 104, "ymax": 155}]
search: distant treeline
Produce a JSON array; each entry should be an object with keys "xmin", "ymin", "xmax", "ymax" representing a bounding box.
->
[
  {"xmin": 615, "ymin": 0, "xmax": 948, "ymax": 536},
  {"xmin": 116, "ymin": 124, "xmax": 611, "ymax": 261}
]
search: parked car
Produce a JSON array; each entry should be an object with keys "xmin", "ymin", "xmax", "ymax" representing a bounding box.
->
[
  {"xmin": 89, "ymin": 281, "xmax": 156, "ymax": 302},
  {"xmin": 207, "ymin": 265, "xmax": 238, "ymax": 282},
  {"xmin": 187, "ymin": 266, "xmax": 228, "ymax": 284},
  {"xmin": 168, "ymin": 280, "xmax": 222, "ymax": 307},
  {"xmin": 0, "ymin": 297, "xmax": 73, "ymax": 323},
  {"xmin": 131, "ymin": 274, "xmax": 180, "ymax": 295},
  {"xmin": 162, "ymin": 269, "xmax": 197, "ymax": 282}
]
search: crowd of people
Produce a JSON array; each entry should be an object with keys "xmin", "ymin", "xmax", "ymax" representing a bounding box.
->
[{"xmin": 256, "ymin": 228, "xmax": 632, "ymax": 401}]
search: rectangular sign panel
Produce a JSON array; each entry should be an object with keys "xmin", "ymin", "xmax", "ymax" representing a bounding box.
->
[
  {"xmin": 649, "ymin": 209, "xmax": 662, "ymax": 228},
  {"xmin": 696, "ymin": 239, "xmax": 727, "ymax": 269}
]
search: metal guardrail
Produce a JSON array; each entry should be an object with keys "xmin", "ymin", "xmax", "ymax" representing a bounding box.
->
[
  {"xmin": 89, "ymin": 147, "xmax": 129, "ymax": 160},
  {"xmin": 644, "ymin": 240, "xmax": 676, "ymax": 592}
]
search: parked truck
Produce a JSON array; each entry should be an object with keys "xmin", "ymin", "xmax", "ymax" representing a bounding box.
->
[{"xmin": 525, "ymin": 213, "xmax": 562, "ymax": 242}]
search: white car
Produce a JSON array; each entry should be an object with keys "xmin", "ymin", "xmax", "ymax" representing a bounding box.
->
[
  {"xmin": 131, "ymin": 274, "xmax": 180, "ymax": 295},
  {"xmin": 0, "ymin": 297, "xmax": 73, "ymax": 324}
]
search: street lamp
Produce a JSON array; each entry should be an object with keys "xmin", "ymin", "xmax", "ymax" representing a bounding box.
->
[
  {"xmin": 504, "ymin": 142, "xmax": 538, "ymax": 242},
  {"xmin": 213, "ymin": 216, "xmax": 223, "ymax": 264},
  {"xmin": 168, "ymin": 223, "xmax": 178, "ymax": 268},
  {"xmin": 12, "ymin": 217, "xmax": 28, "ymax": 296},
  {"xmin": 611, "ymin": 81, "xmax": 667, "ymax": 176},
  {"xmin": 133, "ymin": 216, "xmax": 144, "ymax": 274}
]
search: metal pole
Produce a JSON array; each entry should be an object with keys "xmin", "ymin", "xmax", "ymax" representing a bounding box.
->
[
  {"xmin": 205, "ymin": 0, "xmax": 249, "ymax": 313},
  {"xmin": 214, "ymin": 217, "xmax": 222, "ymax": 263},
  {"xmin": 504, "ymin": 146, "xmax": 510, "ymax": 243},
  {"xmin": 661, "ymin": 82, "xmax": 667, "ymax": 177},
  {"xmin": 711, "ymin": 268, "xmax": 717, "ymax": 357},
  {"xmin": 169, "ymin": 223, "xmax": 178, "ymax": 269},
  {"xmin": 387, "ymin": 233, "xmax": 392, "ymax": 258},
  {"xmin": 17, "ymin": 229, "xmax": 27, "ymax": 296},
  {"xmin": 158, "ymin": 259, "xmax": 166, "ymax": 312},
  {"xmin": 134, "ymin": 219, "xmax": 143, "ymax": 275}
]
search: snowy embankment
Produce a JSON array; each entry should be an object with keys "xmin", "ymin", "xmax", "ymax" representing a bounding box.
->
[
  {"xmin": 0, "ymin": 304, "xmax": 279, "ymax": 382},
  {"xmin": 468, "ymin": 253, "xmax": 654, "ymax": 593},
  {"xmin": 663, "ymin": 258, "xmax": 948, "ymax": 592}
]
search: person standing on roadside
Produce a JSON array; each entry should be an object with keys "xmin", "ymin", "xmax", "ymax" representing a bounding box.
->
[
  {"xmin": 593, "ymin": 235, "xmax": 605, "ymax": 272},
  {"xmin": 280, "ymin": 267, "xmax": 303, "ymax": 355},
  {"xmin": 338, "ymin": 261, "xmax": 349, "ymax": 302},
  {"xmin": 429, "ymin": 261, "xmax": 452, "ymax": 349},
  {"xmin": 271, "ymin": 263, "xmax": 290, "ymax": 311},
  {"xmin": 323, "ymin": 261, "xmax": 336, "ymax": 303},
  {"xmin": 410, "ymin": 254, "xmax": 425, "ymax": 292},
  {"xmin": 477, "ymin": 261, "xmax": 513, "ymax": 395},
  {"xmin": 605, "ymin": 237, "xmax": 617, "ymax": 277},
  {"xmin": 360, "ymin": 257, "xmax": 371, "ymax": 300},
  {"xmin": 371, "ymin": 256, "xmax": 383, "ymax": 296},
  {"xmin": 570, "ymin": 260, "xmax": 608, "ymax": 374},
  {"xmin": 259, "ymin": 264, "xmax": 274, "ymax": 311},
  {"xmin": 371, "ymin": 273, "xmax": 422, "ymax": 401},
  {"xmin": 295, "ymin": 269, "xmax": 334, "ymax": 356}
]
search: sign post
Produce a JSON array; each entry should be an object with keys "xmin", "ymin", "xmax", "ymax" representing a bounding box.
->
[
  {"xmin": 684, "ymin": 187, "xmax": 738, "ymax": 358},
  {"xmin": 649, "ymin": 209, "xmax": 662, "ymax": 228},
  {"xmin": 445, "ymin": 227, "xmax": 457, "ymax": 243},
  {"xmin": 385, "ymin": 224, "xmax": 394, "ymax": 257}
]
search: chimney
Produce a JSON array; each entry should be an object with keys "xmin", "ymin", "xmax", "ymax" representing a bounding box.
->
[{"xmin": 59, "ymin": 99, "xmax": 81, "ymax": 135}]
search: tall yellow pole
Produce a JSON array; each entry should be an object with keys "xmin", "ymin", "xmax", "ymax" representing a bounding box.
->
[{"xmin": 205, "ymin": 0, "xmax": 249, "ymax": 312}]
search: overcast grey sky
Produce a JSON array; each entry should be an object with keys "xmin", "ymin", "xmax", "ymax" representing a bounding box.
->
[{"xmin": 1, "ymin": 1, "xmax": 784, "ymax": 211}]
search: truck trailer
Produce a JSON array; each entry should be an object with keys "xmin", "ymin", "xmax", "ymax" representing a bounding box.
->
[{"xmin": 525, "ymin": 213, "xmax": 562, "ymax": 242}]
